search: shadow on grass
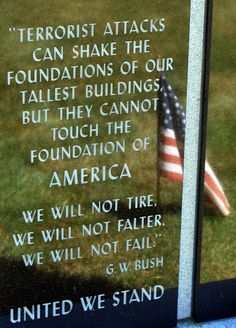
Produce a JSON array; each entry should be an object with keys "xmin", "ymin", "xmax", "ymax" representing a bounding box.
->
[
  {"xmin": 0, "ymin": 257, "xmax": 123, "ymax": 315},
  {"xmin": 114, "ymin": 201, "xmax": 230, "ymax": 221},
  {"xmin": 203, "ymin": 201, "xmax": 231, "ymax": 220},
  {"xmin": 116, "ymin": 201, "xmax": 227, "ymax": 222},
  {"xmin": 116, "ymin": 202, "xmax": 181, "ymax": 220}
]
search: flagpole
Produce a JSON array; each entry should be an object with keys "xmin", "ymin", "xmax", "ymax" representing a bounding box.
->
[{"xmin": 156, "ymin": 78, "xmax": 162, "ymax": 211}]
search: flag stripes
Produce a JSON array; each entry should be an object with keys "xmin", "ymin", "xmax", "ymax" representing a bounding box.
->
[
  {"xmin": 159, "ymin": 74, "xmax": 230, "ymax": 216},
  {"xmin": 204, "ymin": 161, "xmax": 230, "ymax": 216},
  {"xmin": 159, "ymin": 128, "xmax": 183, "ymax": 182}
]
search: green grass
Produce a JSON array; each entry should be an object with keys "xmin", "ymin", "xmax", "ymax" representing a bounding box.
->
[
  {"xmin": 0, "ymin": 0, "xmax": 189, "ymax": 295},
  {"xmin": 199, "ymin": 0, "xmax": 236, "ymax": 282}
]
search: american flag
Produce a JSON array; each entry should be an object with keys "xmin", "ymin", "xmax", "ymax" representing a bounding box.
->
[{"xmin": 159, "ymin": 74, "xmax": 230, "ymax": 216}]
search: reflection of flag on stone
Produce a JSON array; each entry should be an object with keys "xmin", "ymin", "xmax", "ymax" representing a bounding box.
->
[{"xmin": 159, "ymin": 74, "xmax": 230, "ymax": 216}]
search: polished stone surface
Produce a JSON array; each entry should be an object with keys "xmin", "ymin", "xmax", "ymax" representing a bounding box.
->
[{"xmin": 178, "ymin": 317, "xmax": 236, "ymax": 328}]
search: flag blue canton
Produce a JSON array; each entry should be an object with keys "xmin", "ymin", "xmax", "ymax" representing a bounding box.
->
[{"xmin": 160, "ymin": 74, "xmax": 186, "ymax": 141}]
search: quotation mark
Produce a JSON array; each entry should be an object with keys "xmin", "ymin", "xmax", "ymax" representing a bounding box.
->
[{"xmin": 9, "ymin": 27, "xmax": 16, "ymax": 33}]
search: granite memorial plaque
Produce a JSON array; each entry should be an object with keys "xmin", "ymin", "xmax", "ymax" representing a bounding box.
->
[
  {"xmin": 194, "ymin": 0, "xmax": 236, "ymax": 322},
  {"xmin": 0, "ymin": 1, "xmax": 190, "ymax": 327}
]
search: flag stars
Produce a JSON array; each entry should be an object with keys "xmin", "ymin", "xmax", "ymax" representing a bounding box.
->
[
  {"xmin": 164, "ymin": 119, "xmax": 169, "ymax": 126},
  {"xmin": 160, "ymin": 77, "xmax": 186, "ymax": 136}
]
